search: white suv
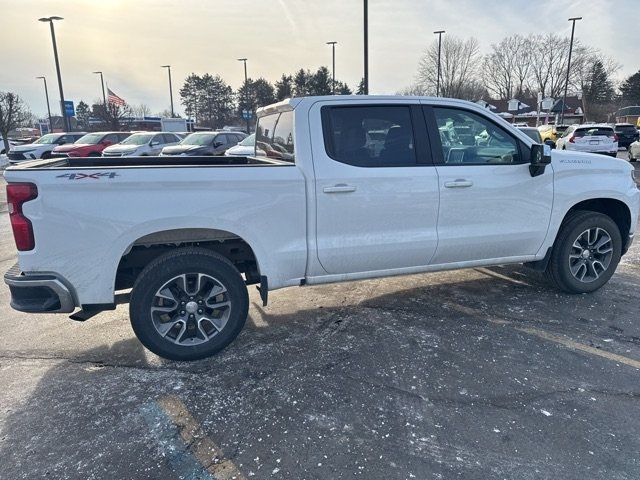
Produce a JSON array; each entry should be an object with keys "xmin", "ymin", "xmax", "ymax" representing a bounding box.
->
[
  {"xmin": 7, "ymin": 133, "xmax": 86, "ymax": 162},
  {"xmin": 102, "ymin": 132, "xmax": 182, "ymax": 157},
  {"xmin": 556, "ymin": 124, "xmax": 618, "ymax": 157}
]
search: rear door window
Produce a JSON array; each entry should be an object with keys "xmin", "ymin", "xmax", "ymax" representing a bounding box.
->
[{"xmin": 322, "ymin": 106, "xmax": 416, "ymax": 167}]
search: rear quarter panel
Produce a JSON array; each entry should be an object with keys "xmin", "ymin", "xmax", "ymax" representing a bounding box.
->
[{"xmin": 5, "ymin": 165, "xmax": 307, "ymax": 305}]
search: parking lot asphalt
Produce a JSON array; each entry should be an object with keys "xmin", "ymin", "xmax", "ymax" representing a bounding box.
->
[{"xmin": 1, "ymin": 158, "xmax": 640, "ymax": 480}]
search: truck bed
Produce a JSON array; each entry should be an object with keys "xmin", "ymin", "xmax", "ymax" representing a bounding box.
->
[{"xmin": 8, "ymin": 155, "xmax": 289, "ymax": 170}]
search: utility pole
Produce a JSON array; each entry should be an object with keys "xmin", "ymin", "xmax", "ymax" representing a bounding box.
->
[
  {"xmin": 92, "ymin": 71, "xmax": 107, "ymax": 107},
  {"xmin": 238, "ymin": 58, "xmax": 249, "ymax": 133},
  {"xmin": 36, "ymin": 76, "xmax": 53, "ymax": 133},
  {"xmin": 560, "ymin": 17, "xmax": 582, "ymax": 125},
  {"xmin": 326, "ymin": 41, "xmax": 337, "ymax": 94},
  {"xmin": 161, "ymin": 65, "xmax": 175, "ymax": 117},
  {"xmin": 363, "ymin": 0, "xmax": 369, "ymax": 94},
  {"xmin": 39, "ymin": 16, "xmax": 70, "ymax": 131},
  {"xmin": 434, "ymin": 30, "xmax": 445, "ymax": 97}
]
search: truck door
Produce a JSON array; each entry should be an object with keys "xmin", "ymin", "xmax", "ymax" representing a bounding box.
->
[
  {"xmin": 424, "ymin": 105, "xmax": 553, "ymax": 264},
  {"xmin": 311, "ymin": 102, "xmax": 440, "ymax": 275}
]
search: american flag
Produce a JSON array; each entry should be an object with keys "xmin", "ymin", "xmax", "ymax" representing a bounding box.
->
[{"xmin": 107, "ymin": 87, "xmax": 126, "ymax": 106}]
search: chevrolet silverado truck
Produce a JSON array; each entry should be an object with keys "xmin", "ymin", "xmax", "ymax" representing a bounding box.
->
[{"xmin": 4, "ymin": 96, "xmax": 639, "ymax": 361}]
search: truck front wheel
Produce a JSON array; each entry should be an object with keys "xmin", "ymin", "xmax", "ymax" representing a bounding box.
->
[
  {"xmin": 545, "ymin": 211, "xmax": 622, "ymax": 294},
  {"xmin": 130, "ymin": 248, "xmax": 249, "ymax": 361}
]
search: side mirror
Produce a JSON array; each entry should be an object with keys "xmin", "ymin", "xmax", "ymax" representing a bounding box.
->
[
  {"xmin": 214, "ymin": 141, "xmax": 223, "ymax": 148},
  {"xmin": 544, "ymin": 139, "xmax": 556, "ymax": 149},
  {"xmin": 150, "ymin": 141, "xmax": 160, "ymax": 146},
  {"xmin": 530, "ymin": 143, "xmax": 551, "ymax": 177}
]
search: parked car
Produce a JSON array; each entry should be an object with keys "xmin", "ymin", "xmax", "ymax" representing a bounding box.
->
[
  {"xmin": 4, "ymin": 96, "xmax": 639, "ymax": 361},
  {"xmin": 614, "ymin": 123, "xmax": 639, "ymax": 149},
  {"xmin": 517, "ymin": 127, "xmax": 543, "ymax": 143},
  {"xmin": 224, "ymin": 133, "xmax": 266, "ymax": 157},
  {"xmin": 7, "ymin": 133, "xmax": 86, "ymax": 162},
  {"xmin": 628, "ymin": 139, "xmax": 640, "ymax": 162},
  {"xmin": 102, "ymin": 132, "xmax": 182, "ymax": 157},
  {"xmin": 555, "ymin": 124, "xmax": 618, "ymax": 156},
  {"xmin": 538, "ymin": 124, "xmax": 569, "ymax": 148},
  {"xmin": 1, "ymin": 138, "xmax": 17, "ymax": 155},
  {"xmin": 160, "ymin": 131, "xmax": 246, "ymax": 156},
  {"xmin": 51, "ymin": 132, "xmax": 131, "ymax": 158}
]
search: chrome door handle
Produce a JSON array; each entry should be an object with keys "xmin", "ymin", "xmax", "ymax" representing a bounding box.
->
[
  {"xmin": 444, "ymin": 179, "xmax": 473, "ymax": 188},
  {"xmin": 323, "ymin": 184, "xmax": 357, "ymax": 193}
]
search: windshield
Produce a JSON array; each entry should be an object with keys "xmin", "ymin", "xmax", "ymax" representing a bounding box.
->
[
  {"xmin": 238, "ymin": 133, "xmax": 255, "ymax": 146},
  {"xmin": 121, "ymin": 133, "xmax": 154, "ymax": 145},
  {"xmin": 34, "ymin": 134, "xmax": 63, "ymax": 145},
  {"xmin": 616, "ymin": 125, "xmax": 637, "ymax": 132},
  {"xmin": 181, "ymin": 133, "xmax": 215, "ymax": 146},
  {"xmin": 75, "ymin": 133, "xmax": 103, "ymax": 144}
]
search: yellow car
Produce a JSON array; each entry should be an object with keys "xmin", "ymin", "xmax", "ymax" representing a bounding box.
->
[{"xmin": 537, "ymin": 124, "xmax": 570, "ymax": 147}]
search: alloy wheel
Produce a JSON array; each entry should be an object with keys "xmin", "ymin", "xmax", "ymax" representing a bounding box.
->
[{"xmin": 568, "ymin": 227, "xmax": 613, "ymax": 283}]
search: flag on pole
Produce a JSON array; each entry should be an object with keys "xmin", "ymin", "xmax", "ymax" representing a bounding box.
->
[{"xmin": 107, "ymin": 87, "xmax": 126, "ymax": 106}]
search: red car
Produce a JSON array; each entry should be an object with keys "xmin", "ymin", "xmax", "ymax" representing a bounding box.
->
[{"xmin": 51, "ymin": 131, "xmax": 131, "ymax": 158}]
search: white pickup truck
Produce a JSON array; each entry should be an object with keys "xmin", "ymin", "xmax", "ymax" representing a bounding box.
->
[{"xmin": 4, "ymin": 96, "xmax": 639, "ymax": 361}]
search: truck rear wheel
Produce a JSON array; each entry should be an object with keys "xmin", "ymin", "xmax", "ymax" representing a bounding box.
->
[
  {"xmin": 545, "ymin": 211, "xmax": 621, "ymax": 294},
  {"xmin": 129, "ymin": 248, "xmax": 249, "ymax": 361}
]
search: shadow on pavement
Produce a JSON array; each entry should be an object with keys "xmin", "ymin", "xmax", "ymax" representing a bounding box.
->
[{"xmin": 1, "ymin": 267, "xmax": 640, "ymax": 479}]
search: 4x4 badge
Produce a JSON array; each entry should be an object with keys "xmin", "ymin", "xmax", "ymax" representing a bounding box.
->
[{"xmin": 56, "ymin": 172, "xmax": 119, "ymax": 180}]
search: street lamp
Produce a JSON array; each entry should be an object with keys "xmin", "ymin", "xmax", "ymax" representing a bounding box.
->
[
  {"xmin": 38, "ymin": 16, "xmax": 70, "ymax": 131},
  {"xmin": 363, "ymin": 0, "xmax": 369, "ymax": 94},
  {"xmin": 92, "ymin": 71, "xmax": 107, "ymax": 107},
  {"xmin": 560, "ymin": 17, "xmax": 582, "ymax": 125},
  {"xmin": 161, "ymin": 65, "xmax": 175, "ymax": 117},
  {"xmin": 36, "ymin": 76, "xmax": 53, "ymax": 134},
  {"xmin": 434, "ymin": 30, "xmax": 445, "ymax": 97},
  {"xmin": 238, "ymin": 58, "xmax": 249, "ymax": 133},
  {"xmin": 326, "ymin": 41, "xmax": 337, "ymax": 95}
]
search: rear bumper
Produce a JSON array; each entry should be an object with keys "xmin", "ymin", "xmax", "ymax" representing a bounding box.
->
[{"xmin": 4, "ymin": 263, "xmax": 76, "ymax": 313}]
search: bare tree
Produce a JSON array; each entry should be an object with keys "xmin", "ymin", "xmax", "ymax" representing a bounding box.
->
[
  {"xmin": 0, "ymin": 92, "xmax": 31, "ymax": 153},
  {"xmin": 416, "ymin": 35, "xmax": 482, "ymax": 99},
  {"xmin": 396, "ymin": 83, "xmax": 429, "ymax": 96},
  {"xmin": 93, "ymin": 102, "xmax": 131, "ymax": 130},
  {"xmin": 132, "ymin": 103, "xmax": 152, "ymax": 118},
  {"xmin": 483, "ymin": 35, "xmax": 532, "ymax": 99}
]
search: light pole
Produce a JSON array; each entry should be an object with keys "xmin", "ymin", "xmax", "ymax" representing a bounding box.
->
[
  {"xmin": 92, "ymin": 71, "xmax": 107, "ymax": 107},
  {"xmin": 161, "ymin": 65, "xmax": 175, "ymax": 117},
  {"xmin": 326, "ymin": 41, "xmax": 337, "ymax": 95},
  {"xmin": 434, "ymin": 30, "xmax": 445, "ymax": 97},
  {"xmin": 560, "ymin": 17, "xmax": 582, "ymax": 125},
  {"xmin": 36, "ymin": 76, "xmax": 53, "ymax": 134},
  {"xmin": 363, "ymin": 0, "xmax": 369, "ymax": 94},
  {"xmin": 38, "ymin": 16, "xmax": 69, "ymax": 131},
  {"xmin": 238, "ymin": 58, "xmax": 249, "ymax": 133}
]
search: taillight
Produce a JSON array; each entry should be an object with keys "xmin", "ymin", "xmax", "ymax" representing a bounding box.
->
[
  {"xmin": 612, "ymin": 134, "xmax": 619, "ymax": 142},
  {"xmin": 6, "ymin": 183, "xmax": 38, "ymax": 251},
  {"xmin": 568, "ymin": 135, "xmax": 575, "ymax": 143}
]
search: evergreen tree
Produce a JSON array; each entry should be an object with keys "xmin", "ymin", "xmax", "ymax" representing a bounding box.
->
[
  {"xmin": 75, "ymin": 100, "xmax": 91, "ymax": 129},
  {"xmin": 179, "ymin": 74, "xmax": 202, "ymax": 121},
  {"xmin": 308, "ymin": 66, "xmax": 332, "ymax": 95},
  {"xmin": 335, "ymin": 82, "xmax": 352, "ymax": 95},
  {"xmin": 583, "ymin": 60, "xmax": 614, "ymax": 105},
  {"xmin": 275, "ymin": 74, "xmax": 294, "ymax": 101},
  {"xmin": 293, "ymin": 69, "xmax": 310, "ymax": 97},
  {"xmin": 620, "ymin": 70, "xmax": 640, "ymax": 105},
  {"xmin": 237, "ymin": 78, "xmax": 276, "ymax": 118},
  {"xmin": 356, "ymin": 78, "xmax": 366, "ymax": 95}
]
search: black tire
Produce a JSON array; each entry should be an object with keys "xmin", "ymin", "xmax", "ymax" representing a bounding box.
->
[
  {"xmin": 41, "ymin": 151, "xmax": 52, "ymax": 159},
  {"xmin": 545, "ymin": 211, "xmax": 622, "ymax": 294},
  {"xmin": 88, "ymin": 152, "xmax": 101, "ymax": 157},
  {"xmin": 130, "ymin": 247, "xmax": 249, "ymax": 361}
]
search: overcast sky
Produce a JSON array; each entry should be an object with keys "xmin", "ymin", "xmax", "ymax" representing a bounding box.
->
[{"xmin": 1, "ymin": 0, "xmax": 637, "ymax": 117}]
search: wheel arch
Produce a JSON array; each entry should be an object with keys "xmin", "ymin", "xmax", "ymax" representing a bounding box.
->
[
  {"xmin": 115, "ymin": 227, "xmax": 263, "ymax": 291},
  {"xmin": 562, "ymin": 198, "xmax": 631, "ymax": 246}
]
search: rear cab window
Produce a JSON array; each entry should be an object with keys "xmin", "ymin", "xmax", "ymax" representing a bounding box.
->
[
  {"xmin": 256, "ymin": 110, "xmax": 295, "ymax": 162},
  {"xmin": 321, "ymin": 105, "xmax": 417, "ymax": 167}
]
